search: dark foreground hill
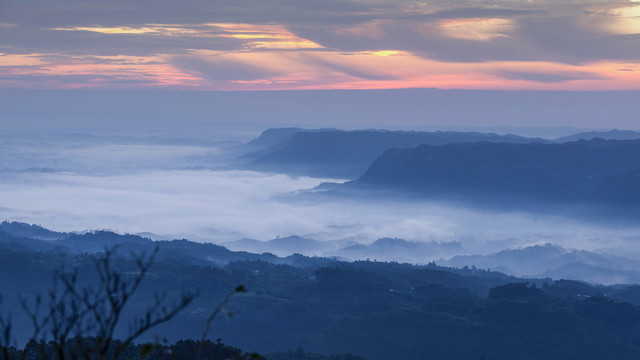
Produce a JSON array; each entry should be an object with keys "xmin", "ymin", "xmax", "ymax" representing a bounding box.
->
[
  {"xmin": 4, "ymin": 224, "xmax": 640, "ymax": 359},
  {"xmin": 350, "ymin": 138, "xmax": 640, "ymax": 209},
  {"xmin": 242, "ymin": 129, "xmax": 541, "ymax": 178}
]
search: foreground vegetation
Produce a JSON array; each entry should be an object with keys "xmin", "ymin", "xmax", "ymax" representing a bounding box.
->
[{"xmin": 3, "ymin": 225, "xmax": 640, "ymax": 359}]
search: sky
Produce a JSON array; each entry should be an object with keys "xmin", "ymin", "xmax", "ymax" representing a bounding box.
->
[{"xmin": 2, "ymin": 0, "xmax": 640, "ymax": 91}]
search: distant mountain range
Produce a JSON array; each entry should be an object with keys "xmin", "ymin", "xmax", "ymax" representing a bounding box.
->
[
  {"xmin": 229, "ymin": 128, "xmax": 640, "ymax": 216},
  {"xmin": 442, "ymin": 243, "xmax": 640, "ymax": 284},
  {"xmin": 348, "ymin": 138, "xmax": 640, "ymax": 208},
  {"xmin": 554, "ymin": 129, "xmax": 640, "ymax": 142},
  {"xmin": 223, "ymin": 235, "xmax": 464, "ymax": 263},
  {"xmin": 224, "ymin": 232, "xmax": 640, "ymax": 284},
  {"xmin": 5, "ymin": 221, "xmax": 640, "ymax": 285},
  {"xmin": 335, "ymin": 237, "xmax": 464, "ymax": 263},
  {"xmin": 0, "ymin": 221, "xmax": 316, "ymax": 267},
  {"xmin": 238, "ymin": 127, "xmax": 319, "ymax": 157},
  {"xmin": 4, "ymin": 220, "xmax": 640, "ymax": 294},
  {"xmin": 238, "ymin": 128, "xmax": 640, "ymax": 179},
  {"xmin": 240, "ymin": 128, "xmax": 542, "ymax": 178},
  {"xmin": 224, "ymin": 235, "xmax": 335, "ymax": 257}
]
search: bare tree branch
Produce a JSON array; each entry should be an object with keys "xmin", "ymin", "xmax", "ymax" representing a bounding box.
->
[
  {"xmin": 197, "ymin": 285, "xmax": 245, "ymax": 360},
  {"xmin": 7, "ymin": 245, "xmax": 201, "ymax": 360}
]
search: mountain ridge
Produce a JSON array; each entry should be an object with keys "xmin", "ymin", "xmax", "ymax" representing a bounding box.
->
[
  {"xmin": 350, "ymin": 138, "xmax": 640, "ymax": 207},
  {"xmin": 242, "ymin": 129, "xmax": 544, "ymax": 178}
]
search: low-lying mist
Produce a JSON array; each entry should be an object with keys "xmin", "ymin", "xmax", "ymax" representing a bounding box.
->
[{"xmin": 2, "ymin": 132, "xmax": 639, "ymax": 284}]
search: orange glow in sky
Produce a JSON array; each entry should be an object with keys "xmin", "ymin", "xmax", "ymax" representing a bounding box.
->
[
  {"xmin": 3, "ymin": 47, "xmax": 640, "ymax": 90},
  {"xmin": 3, "ymin": 7, "xmax": 640, "ymax": 91},
  {"xmin": 438, "ymin": 18, "xmax": 515, "ymax": 41},
  {"xmin": 207, "ymin": 23, "xmax": 325, "ymax": 49}
]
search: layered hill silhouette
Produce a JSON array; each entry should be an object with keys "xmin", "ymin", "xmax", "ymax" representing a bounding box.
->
[
  {"xmin": 554, "ymin": 129, "xmax": 640, "ymax": 142},
  {"xmin": 5, "ymin": 221, "xmax": 640, "ymax": 284},
  {"xmin": 240, "ymin": 129, "xmax": 640, "ymax": 209},
  {"xmin": 350, "ymin": 138, "xmax": 640, "ymax": 207},
  {"xmin": 224, "ymin": 235, "xmax": 334, "ymax": 257},
  {"xmin": 223, "ymin": 235, "xmax": 465, "ymax": 264},
  {"xmin": 240, "ymin": 128, "xmax": 640, "ymax": 180},
  {"xmin": 6, "ymin": 223, "xmax": 640, "ymax": 359},
  {"xmin": 242, "ymin": 129, "xmax": 541, "ymax": 178},
  {"xmin": 336, "ymin": 237, "xmax": 464, "ymax": 263},
  {"xmin": 443, "ymin": 243, "xmax": 640, "ymax": 284}
]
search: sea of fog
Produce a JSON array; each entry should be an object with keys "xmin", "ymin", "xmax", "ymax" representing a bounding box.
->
[{"xmin": 1, "ymin": 133, "xmax": 640, "ymax": 282}]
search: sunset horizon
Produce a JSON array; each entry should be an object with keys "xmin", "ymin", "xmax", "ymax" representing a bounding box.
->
[{"xmin": 2, "ymin": 0, "xmax": 640, "ymax": 91}]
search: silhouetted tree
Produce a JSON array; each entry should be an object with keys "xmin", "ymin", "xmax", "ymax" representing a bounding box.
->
[{"xmin": 1, "ymin": 247, "xmax": 199, "ymax": 360}]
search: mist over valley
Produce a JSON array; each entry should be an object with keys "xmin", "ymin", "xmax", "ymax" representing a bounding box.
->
[{"xmin": 1, "ymin": 127, "xmax": 639, "ymax": 285}]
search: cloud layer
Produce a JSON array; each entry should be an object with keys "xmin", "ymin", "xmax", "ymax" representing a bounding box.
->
[
  {"xmin": 2, "ymin": 167, "xmax": 638, "ymax": 259},
  {"xmin": 0, "ymin": 139, "xmax": 638, "ymax": 259},
  {"xmin": 1, "ymin": 0, "xmax": 640, "ymax": 89}
]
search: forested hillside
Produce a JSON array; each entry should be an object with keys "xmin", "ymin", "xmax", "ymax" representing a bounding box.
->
[{"xmin": 3, "ymin": 225, "xmax": 640, "ymax": 359}]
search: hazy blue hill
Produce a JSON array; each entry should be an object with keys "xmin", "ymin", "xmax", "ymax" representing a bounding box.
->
[
  {"xmin": 245, "ymin": 129, "xmax": 541, "ymax": 178},
  {"xmin": 592, "ymin": 168, "xmax": 640, "ymax": 206},
  {"xmin": 269, "ymin": 235, "xmax": 328, "ymax": 254},
  {"xmin": 0, "ymin": 230, "xmax": 48, "ymax": 252},
  {"xmin": 556, "ymin": 129, "xmax": 640, "ymax": 142},
  {"xmin": 238, "ymin": 128, "xmax": 335, "ymax": 161},
  {"xmin": 443, "ymin": 244, "xmax": 640, "ymax": 283},
  {"xmin": 223, "ymin": 238, "xmax": 270, "ymax": 253},
  {"xmin": 445, "ymin": 244, "xmax": 567, "ymax": 276},
  {"xmin": 224, "ymin": 236, "xmax": 332, "ymax": 257},
  {"xmin": 541, "ymin": 262, "xmax": 640, "ymax": 285},
  {"xmin": 0, "ymin": 221, "xmax": 68, "ymax": 240},
  {"xmin": 0, "ymin": 223, "xmax": 328, "ymax": 267},
  {"xmin": 0, "ymin": 229, "xmax": 64, "ymax": 252},
  {"xmin": 155, "ymin": 239, "xmax": 285, "ymax": 266},
  {"xmin": 543, "ymin": 279, "xmax": 605, "ymax": 299},
  {"xmin": 6, "ymin": 222, "xmax": 640, "ymax": 286},
  {"xmin": 52, "ymin": 230, "xmax": 291, "ymax": 265},
  {"xmin": 224, "ymin": 236, "xmax": 464, "ymax": 261},
  {"xmin": 282, "ymin": 252, "xmax": 338, "ymax": 268},
  {"xmin": 0, "ymin": 225, "xmax": 156, "ymax": 255},
  {"xmin": 240, "ymin": 128, "xmax": 310, "ymax": 155},
  {"xmin": 56, "ymin": 230, "xmax": 153, "ymax": 253},
  {"xmin": 355, "ymin": 138, "xmax": 640, "ymax": 205},
  {"xmin": 337, "ymin": 237, "xmax": 464, "ymax": 263}
]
